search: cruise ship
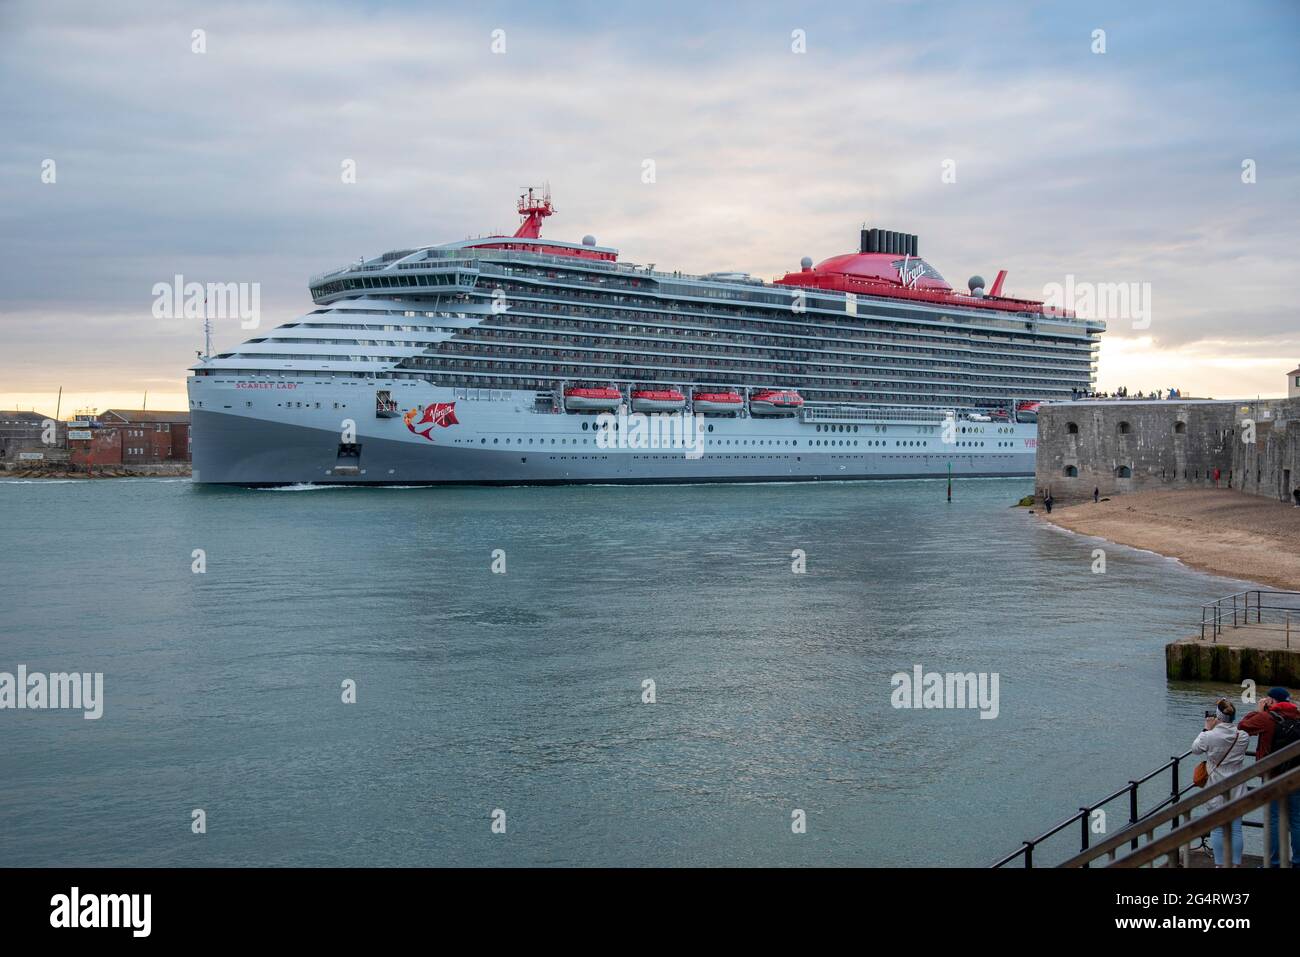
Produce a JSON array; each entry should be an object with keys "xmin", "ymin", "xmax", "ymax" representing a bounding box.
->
[{"xmin": 188, "ymin": 189, "xmax": 1104, "ymax": 485}]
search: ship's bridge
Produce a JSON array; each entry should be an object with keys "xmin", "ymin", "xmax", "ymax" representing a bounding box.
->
[{"xmin": 442, "ymin": 235, "xmax": 618, "ymax": 262}]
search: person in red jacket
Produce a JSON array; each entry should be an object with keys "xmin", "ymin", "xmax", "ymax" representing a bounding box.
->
[{"xmin": 1239, "ymin": 687, "xmax": 1300, "ymax": 867}]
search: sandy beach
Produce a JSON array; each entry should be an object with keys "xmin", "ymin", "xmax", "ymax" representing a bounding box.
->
[{"xmin": 1041, "ymin": 489, "xmax": 1300, "ymax": 591}]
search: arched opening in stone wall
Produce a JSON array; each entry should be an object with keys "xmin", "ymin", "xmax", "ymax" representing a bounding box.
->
[
  {"xmin": 1064, "ymin": 465, "xmax": 1078, "ymax": 477},
  {"xmin": 1174, "ymin": 421, "xmax": 1186, "ymax": 434},
  {"xmin": 1066, "ymin": 422, "xmax": 1079, "ymax": 434},
  {"xmin": 1118, "ymin": 421, "xmax": 1132, "ymax": 435},
  {"xmin": 1116, "ymin": 465, "xmax": 1133, "ymax": 478}
]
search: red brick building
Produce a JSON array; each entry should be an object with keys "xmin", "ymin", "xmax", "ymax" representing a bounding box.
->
[{"xmin": 67, "ymin": 410, "xmax": 190, "ymax": 467}]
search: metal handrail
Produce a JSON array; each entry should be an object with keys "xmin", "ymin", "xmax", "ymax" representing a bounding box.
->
[
  {"xmin": 1109, "ymin": 768, "xmax": 1300, "ymax": 868},
  {"xmin": 1060, "ymin": 739, "xmax": 1300, "ymax": 868},
  {"xmin": 990, "ymin": 739, "xmax": 1271, "ymax": 868},
  {"xmin": 1200, "ymin": 589, "xmax": 1300, "ymax": 641},
  {"xmin": 991, "ymin": 749, "xmax": 1190, "ymax": 867}
]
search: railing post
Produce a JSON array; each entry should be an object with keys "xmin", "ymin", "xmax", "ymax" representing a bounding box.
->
[
  {"xmin": 1023, "ymin": 841, "xmax": 1033, "ymax": 869},
  {"xmin": 1264, "ymin": 800, "xmax": 1273, "ymax": 869},
  {"xmin": 1129, "ymin": 783, "xmax": 1140, "ymax": 851},
  {"xmin": 1079, "ymin": 809, "xmax": 1091, "ymax": 867},
  {"xmin": 1281, "ymin": 805, "xmax": 1292, "ymax": 868}
]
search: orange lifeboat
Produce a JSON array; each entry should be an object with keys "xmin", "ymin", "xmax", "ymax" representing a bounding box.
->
[
  {"xmin": 563, "ymin": 386, "xmax": 621, "ymax": 412},
  {"xmin": 631, "ymin": 388, "xmax": 686, "ymax": 412},
  {"xmin": 749, "ymin": 389, "xmax": 803, "ymax": 416},
  {"xmin": 692, "ymin": 390, "xmax": 744, "ymax": 415}
]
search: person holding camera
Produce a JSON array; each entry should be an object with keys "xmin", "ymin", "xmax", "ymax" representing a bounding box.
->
[{"xmin": 1192, "ymin": 698, "xmax": 1250, "ymax": 866}]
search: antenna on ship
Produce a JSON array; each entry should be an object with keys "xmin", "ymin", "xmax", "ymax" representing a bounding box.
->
[{"xmin": 513, "ymin": 184, "xmax": 554, "ymax": 239}]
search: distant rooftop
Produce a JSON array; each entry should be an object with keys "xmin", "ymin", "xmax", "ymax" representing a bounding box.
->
[
  {"xmin": 99, "ymin": 409, "xmax": 190, "ymax": 424},
  {"xmin": 0, "ymin": 410, "xmax": 49, "ymax": 422}
]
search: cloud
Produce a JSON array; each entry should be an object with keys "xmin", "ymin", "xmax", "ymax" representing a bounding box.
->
[{"xmin": 1, "ymin": 0, "xmax": 1298, "ymax": 408}]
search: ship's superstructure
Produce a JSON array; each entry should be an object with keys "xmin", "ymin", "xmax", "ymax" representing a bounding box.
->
[{"xmin": 188, "ymin": 189, "xmax": 1104, "ymax": 485}]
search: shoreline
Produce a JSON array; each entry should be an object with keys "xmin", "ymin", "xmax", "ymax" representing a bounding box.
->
[
  {"xmin": 0, "ymin": 467, "xmax": 191, "ymax": 480},
  {"xmin": 1040, "ymin": 489, "xmax": 1300, "ymax": 591}
]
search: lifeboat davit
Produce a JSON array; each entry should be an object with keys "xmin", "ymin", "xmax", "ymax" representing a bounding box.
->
[
  {"xmin": 631, "ymin": 388, "xmax": 686, "ymax": 413},
  {"xmin": 692, "ymin": 390, "xmax": 744, "ymax": 415},
  {"xmin": 564, "ymin": 386, "xmax": 621, "ymax": 412},
  {"xmin": 749, "ymin": 389, "xmax": 804, "ymax": 416}
]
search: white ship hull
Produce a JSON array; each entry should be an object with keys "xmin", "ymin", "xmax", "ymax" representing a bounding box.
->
[{"xmin": 188, "ymin": 377, "xmax": 1037, "ymax": 485}]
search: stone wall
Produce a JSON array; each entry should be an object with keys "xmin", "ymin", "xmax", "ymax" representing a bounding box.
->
[
  {"xmin": 1035, "ymin": 400, "xmax": 1235, "ymax": 503},
  {"xmin": 1036, "ymin": 397, "xmax": 1300, "ymax": 505},
  {"xmin": 1231, "ymin": 397, "xmax": 1300, "ymax": 504}
]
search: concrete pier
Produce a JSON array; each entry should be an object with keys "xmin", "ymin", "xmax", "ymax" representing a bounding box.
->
[{"xmin": 1167, "ymin": 622, "xmax": 1300, "ymax": 685}]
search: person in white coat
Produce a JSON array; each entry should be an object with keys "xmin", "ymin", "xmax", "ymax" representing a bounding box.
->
[{"xmin": 1192, "ymin": 698, "xmax": 1250, "ymax": 866}]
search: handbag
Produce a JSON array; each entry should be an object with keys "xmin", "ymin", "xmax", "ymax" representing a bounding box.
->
[{"xmin": 1193, "ymin": 730, "xmax": 1243, "ymax": 788}]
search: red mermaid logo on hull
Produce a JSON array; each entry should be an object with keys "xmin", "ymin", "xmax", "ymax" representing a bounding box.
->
[{"xmin": 403, "ymin": 402, "xmax": 459, "ymax": 440}]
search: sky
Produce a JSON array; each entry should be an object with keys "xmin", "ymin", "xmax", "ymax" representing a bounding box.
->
[{"xmin": 1, "ymin": 0, "xmax": 1298, "ymax": 415}]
